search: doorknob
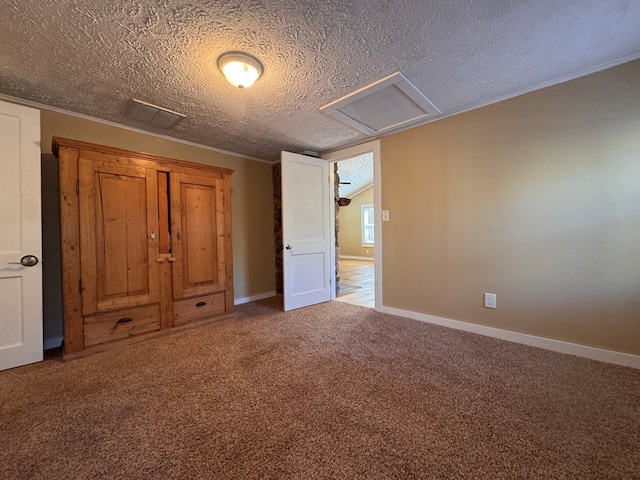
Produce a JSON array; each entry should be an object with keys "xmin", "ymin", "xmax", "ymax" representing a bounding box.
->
[
  {"xmin": 285, "ymin": 244, "xmax": 292, "ymax": 250},
  {"xmin": 7, "ymin": 255, "xmax": 39, "ymax": 267}
]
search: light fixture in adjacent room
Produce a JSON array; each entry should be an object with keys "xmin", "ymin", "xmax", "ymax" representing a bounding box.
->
[{"xmin": 217, "ymin": 52, "xmax": 263, "ymax": 88}]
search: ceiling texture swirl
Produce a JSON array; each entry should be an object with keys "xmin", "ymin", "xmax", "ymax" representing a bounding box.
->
[{"xmin": 1, "ymin": 0, "xmax": 639, "ymax": 162}]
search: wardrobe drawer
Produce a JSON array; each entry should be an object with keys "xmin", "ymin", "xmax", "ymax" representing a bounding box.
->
[
  {"xmin": 84, "ymin": 304, "xmax": 161, "ymax": 347},
  {"xmin": 174, "ymin": 292, "xmax": 226, "ymax": 326}
]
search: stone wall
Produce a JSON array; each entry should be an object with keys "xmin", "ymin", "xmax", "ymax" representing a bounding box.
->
[{"xmin": 272, "ymin": 163, "xmax": 283, "ymax": 294}]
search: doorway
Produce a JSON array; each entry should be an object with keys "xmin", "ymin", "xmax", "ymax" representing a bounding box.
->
[
  {"xmin": 333, "ymin": 153, "xmax": 374, "ymax": 308},
  {"xmin": 323, "ymin": 140, "xmax": 382, "ymax": 311}
]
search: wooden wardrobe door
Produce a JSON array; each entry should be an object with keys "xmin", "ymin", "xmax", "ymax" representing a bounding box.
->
[
  {"xmin": 79, "ymin": 156, "xmax": 160, "ymax": 315},
  {"xmin": 171, "ymin": 172, "xmax": 227, "ymax": 300}
]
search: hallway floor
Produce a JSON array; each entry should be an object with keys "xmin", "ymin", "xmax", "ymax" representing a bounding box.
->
[{"xmin": 336, "ymin": 258, "xmax": 374, "ymax": 308}]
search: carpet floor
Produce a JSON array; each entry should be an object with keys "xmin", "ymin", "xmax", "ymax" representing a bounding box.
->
[{"xmin": 1, "ymin": 298, "xmax": 639, "ymax": 479}]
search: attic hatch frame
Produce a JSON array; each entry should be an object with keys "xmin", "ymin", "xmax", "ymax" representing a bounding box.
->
[
  {"xmin": 320, "ymin": 72, "xmax": 441, "ymax": 137},
  {"xmin": 123, "ymin": 99, "xmax": 186, "ymax": 129}
]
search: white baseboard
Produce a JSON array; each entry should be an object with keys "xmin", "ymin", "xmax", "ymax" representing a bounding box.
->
[
  {"xmin": 340, "ymin": 255, "xmax": 374, "ymax": 261},
  {"xmin": 234, "ymin": 291, "xmax": 276, "ymax": 306},
  {"xmin": 378, "ymin": 305, "xmax": 640, "ymax": 370},
  {"xmin": 43, "ymin": 336, "xmax": 63, "ymax": 350}
]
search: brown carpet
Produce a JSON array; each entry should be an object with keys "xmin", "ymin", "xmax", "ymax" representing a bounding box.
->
[{"xmin": 1, "ymin": 298, "xmax": 639, "ymax": 479}]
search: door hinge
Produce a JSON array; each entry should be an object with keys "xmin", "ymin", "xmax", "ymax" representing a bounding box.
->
[
  {"xmin": 76, "ymin": 180, "xmax": 79, "ymax": 194},
  {"xmin": 79, "ymin": 279, "xmax": 82, "ymax": 293}
]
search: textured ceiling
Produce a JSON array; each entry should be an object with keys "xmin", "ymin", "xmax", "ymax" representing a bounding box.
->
[
  {"xmin": 1, "ymin": 0, "xmax": 640, "ymax": 162},
  {"xmin": 336, "ymin": 153, "xmax": 373, "ymax": 199}
]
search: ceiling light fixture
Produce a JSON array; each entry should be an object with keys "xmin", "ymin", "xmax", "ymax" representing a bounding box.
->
[{"xmin": 217, "ymin": 52, "xmax": 263, "ymax": 88}]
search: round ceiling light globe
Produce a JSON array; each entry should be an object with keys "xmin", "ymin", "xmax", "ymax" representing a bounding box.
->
[{"xmin": 217, "ymin": 52, "xmax": 263, "ymax": 89}]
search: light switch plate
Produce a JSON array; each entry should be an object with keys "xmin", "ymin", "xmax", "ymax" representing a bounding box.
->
[{"xmin": 382, "ymin": 210, "xmax": 390, "ymax": 222}]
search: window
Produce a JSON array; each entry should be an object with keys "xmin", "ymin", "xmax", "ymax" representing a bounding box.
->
[{"xmin": 361, "ymin": 204, "xmax": 374, "ymax": 246}]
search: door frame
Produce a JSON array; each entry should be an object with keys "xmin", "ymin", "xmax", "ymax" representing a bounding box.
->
[{"xmin": 322, "ymin": 139, "xmax": 382, "ymax": 311}]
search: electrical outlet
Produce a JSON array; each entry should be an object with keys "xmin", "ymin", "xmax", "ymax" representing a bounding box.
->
[{"xmin": 484, "ymin": 293, "xmax": 497, "ymax": 309}]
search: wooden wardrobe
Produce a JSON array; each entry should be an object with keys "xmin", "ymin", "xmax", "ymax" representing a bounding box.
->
[{"xmin": 54, "ymin": 138, "xmax": 234, "ymax": 357}]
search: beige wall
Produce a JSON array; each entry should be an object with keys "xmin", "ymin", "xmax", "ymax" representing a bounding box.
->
[
  {"xmin": 40, "ymin": 110, "xmax": 276, "ymax": 306},
  {"xmin": 381, "ymin": 59, "xmax": 640, "ymax": 355},
  {"xmin": 338, "ymin": 186, "xmax": 374, "ymax": 258}
]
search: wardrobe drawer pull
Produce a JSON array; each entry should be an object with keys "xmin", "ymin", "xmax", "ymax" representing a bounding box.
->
[
  {"xmin": 117, "ymin": 317, "xmax": 133, "ymax": 324},
  {"xmin": 173, "ymin": 293, "xmax": 225, "ymax": 327}
]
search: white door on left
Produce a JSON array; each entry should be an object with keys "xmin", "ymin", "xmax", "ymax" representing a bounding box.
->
[
  {"xmin": 281, "ymin": 151, "xmax": 332, "ymax": 311},
  {"xmin": 0, "ymin": 100, "xmax": 42, "ymax": 371}
]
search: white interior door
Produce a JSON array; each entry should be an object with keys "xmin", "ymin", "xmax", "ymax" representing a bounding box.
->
[
  {"xmin": 0, "ymin": 100, "xmax": 42, "ymax": 371},
  {"xmin": 281, "ymin": 151, "xmax": 332, "ymax": 311}
]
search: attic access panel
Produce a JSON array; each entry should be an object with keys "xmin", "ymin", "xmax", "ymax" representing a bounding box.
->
[
  {"xmin": 321, "ymin": 72, "xmax": 440, "ymax": 136},
  {"xmin": 123, "ymin": 99, "xmax": 186, "ymax": 129}
]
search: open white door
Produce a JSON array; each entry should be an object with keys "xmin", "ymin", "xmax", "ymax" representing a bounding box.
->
[
  {"xmin": 0, "ymin": 100, "xmax": 42, "ymax": 371},
  {"xmin": 281, "ymin": 151, "xmax": 332, "ymax": 311}
]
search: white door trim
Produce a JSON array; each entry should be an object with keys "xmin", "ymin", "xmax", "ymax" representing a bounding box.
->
[{"xmin": 322, "ymin": 140, "xmax": 382, "ymax": 311}]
